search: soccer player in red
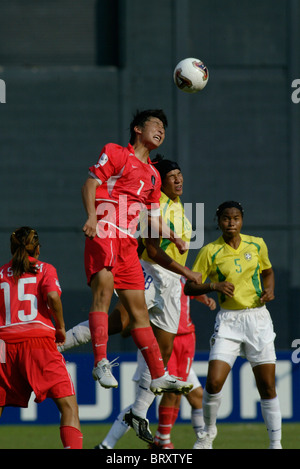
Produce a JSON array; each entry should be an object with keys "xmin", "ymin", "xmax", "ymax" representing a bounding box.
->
[
  {"xmin": 81, "ymin": 109, "xmax": 192, "ymax": 395},
  {"xmin": 0, "ymin": 227, "xmax": 82, "ymax": 449}
]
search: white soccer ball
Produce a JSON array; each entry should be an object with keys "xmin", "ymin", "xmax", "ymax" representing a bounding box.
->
[{"xmin": 173, "ymin": 57, "xmax": 209, "ymax": 93}]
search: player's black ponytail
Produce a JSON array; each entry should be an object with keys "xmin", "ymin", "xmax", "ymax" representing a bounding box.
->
[{"xmin": 10, "ymin": 227, "xmax": 40, "ymax": 280}]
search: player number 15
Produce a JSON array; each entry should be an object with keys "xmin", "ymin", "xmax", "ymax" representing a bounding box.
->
[{"xmin": 0, "ymin": 277, "xmax": 38, "ymax": 324}]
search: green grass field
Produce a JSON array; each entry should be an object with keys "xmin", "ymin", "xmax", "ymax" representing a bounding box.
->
[{"xmin": 0, "ymin": 423, "xmax": 298, "ymax": 449}]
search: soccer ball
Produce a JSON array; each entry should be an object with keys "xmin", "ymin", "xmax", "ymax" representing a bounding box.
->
[{"xmin": 173, "ymin": 57, "xmax": 209, "ymax": 93}]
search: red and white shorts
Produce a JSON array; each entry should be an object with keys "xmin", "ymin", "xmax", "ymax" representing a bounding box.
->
[
  {"xmin": 0, "ymin": 337, "xmax": 75, "ymax": 408},
  {"xmin": 167, "ymin": 332, "xmax": 196, "ymax": 381},
  {"xmin": 84, "ymin": 223, "xmax": 145, "ymax": 290}
]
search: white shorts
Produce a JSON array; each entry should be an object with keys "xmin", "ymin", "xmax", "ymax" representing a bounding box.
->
[
  {"xmin": 186, "ymin": 367, "xmax": 202, "ymax": 390},
  {"xmin": 140, "ymin": 260, "xmax": 181, "ymax": 334},
  {"xmin": 209, "ymin": 305, "xmax": 277, "ymax": 368}
]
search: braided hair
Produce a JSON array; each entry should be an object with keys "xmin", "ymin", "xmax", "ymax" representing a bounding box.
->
[{"xmin": 10, "ymin": 226, "xmax": 40, "ymax": 279}]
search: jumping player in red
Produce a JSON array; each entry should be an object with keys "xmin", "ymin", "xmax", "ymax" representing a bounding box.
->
[
  {"xmin": 0, "ymin": 227, "xmax": 82, "ymax": 449},
  {"xmin": 82, "ymin": 109, "xmax": 193, "ymax": 395}
]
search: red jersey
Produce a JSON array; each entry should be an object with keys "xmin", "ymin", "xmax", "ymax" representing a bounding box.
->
[
  {"xmin": 89, "ymin": 143, "xmax": 161, "ymax": 236},
  {"xmin": 0, "ymin": 258, "xmax": 62, "ymax": 342},
  {"xmin": 177, "ymin": 277, "xmax": 196, "ymax": 335}
]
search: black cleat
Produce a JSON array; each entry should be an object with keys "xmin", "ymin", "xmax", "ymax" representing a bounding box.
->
[
  {"xmin": 94, "ymin": 443, "xmax": 110, "ymax": 449},
  {"xmin": 123, "ymin": 409, "xmax": 153, "ymax": 444}
]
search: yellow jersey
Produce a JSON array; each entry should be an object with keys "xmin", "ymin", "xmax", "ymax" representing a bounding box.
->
[
  {"xmin": 141, "ymin": 192, "xmax": 192, "ymax": 267},
  {"xmin": 192, "ymin": 234, "xmax": 272, "ymax": 310}
]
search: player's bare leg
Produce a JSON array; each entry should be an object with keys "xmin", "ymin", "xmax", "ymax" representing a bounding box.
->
[
  {"xmin": 90, "ymin": 268, "xmax": 114, "ymax": 313},
  {"xmin": 151, "ymin": 323, "xmax": 176, "ymax": 366},
  {"xmin": 108, "ymin": 301, "xmax": 131, "ymax": 336},
  {"xmin": 54, "ymin": 396, "xmax": 83, "ymax": 449}
]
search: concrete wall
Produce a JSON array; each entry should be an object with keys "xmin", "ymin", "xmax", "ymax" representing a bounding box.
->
[{"xmin": 0, "ymin": 0, "xmax": 300, "ymax": 351}]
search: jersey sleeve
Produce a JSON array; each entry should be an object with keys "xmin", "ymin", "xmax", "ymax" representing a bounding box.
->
[
  {"xmin": 258, "ymin": 238, "xmax": 272, "ymax": 272},
  {"xmin": 145, "ymin": 171, "xmax": 161, "ymax": 216},
  {"xmin": 88, "ymin": 143, "xmax": 125, "ymax": 185},
  {"xmin": 39, "ymin": 263, "xmax": 62, "ymax": 301},
  {"xmin": 192, "ymin": 245, "xmax": 211, "ymax": 283}
]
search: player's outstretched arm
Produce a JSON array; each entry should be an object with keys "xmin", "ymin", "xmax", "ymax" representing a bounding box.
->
[{"xmin": 148, "ymin": 214, "xmax": 188, "ymax": 254}]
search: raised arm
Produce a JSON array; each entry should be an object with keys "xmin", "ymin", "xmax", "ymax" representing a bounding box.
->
[
  {"xmin": 148, "ymin": 214, "xmax": 188, "ymax": 255},
  {"xmin": 81, "ymin": 177, "xmax": 99, "ymax": 239},
  {"xmin": 144, "ymin": 236, "xmax": 202, "ymax": 284}
]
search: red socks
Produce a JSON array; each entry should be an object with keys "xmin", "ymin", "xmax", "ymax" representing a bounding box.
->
[
  {"xmin": 157, "ymin": 406, "xmax": 179, "ymax": 437},
  {"xmin": 131, "ymin": 326, "xmax": 165, "ymax": 379},
  {"xmin": 89, "ymin": 318, "xmax": 165, "ymax": 379},
  {"xmin": 89, "ymin": 311, "xmax": 108, "ymax": 366},
  {"xmin": 172, "ymin": 406, "xmax": 180, "ymax": 426},
  {"xmin": 157, "ymin": 406, "xmax": 174, "ymax": 436},
  {"xmin": 60, "ymin": 426, "xmax": 83, "ymax": 449}
]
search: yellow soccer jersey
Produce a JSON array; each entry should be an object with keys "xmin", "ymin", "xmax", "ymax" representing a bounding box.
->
[
  {"xmin": 192, "ymin": 234, "xmax": 272, "ymax": 310},
  {"xmin": 141, "ymin": 192, "xmax": 192, "ymax": 267}
]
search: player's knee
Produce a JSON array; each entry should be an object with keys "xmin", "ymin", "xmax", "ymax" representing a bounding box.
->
[
  {"xmin": 91, "ymin": 290, "xmax": 112, "ymax": 311},
  {"xmin": 55, "ymin": 396, "xmax": 80, "ymax": 427},
  {"xmin": 205, "ymin": 377, "xmax": 224, "ymax": 394},
  {"xmin": 187, "ymin": 386, "xmax": 203, "ymax": 408},
  {"xmin": 258, "ymin": 382, "xmax": 277, "ymax": 400}
]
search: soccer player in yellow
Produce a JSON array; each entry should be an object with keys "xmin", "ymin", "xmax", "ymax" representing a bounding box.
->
[
  {"xmin": 121, "ymin": 156, "xmax": 200, "ymax": 440},
  {"xmin": 184, "ymin": 201, "xmax": 282, "ymax": 449},
  {"xmin": 139, "ymin": 157, "xmax": 193, "ymax": 360}
]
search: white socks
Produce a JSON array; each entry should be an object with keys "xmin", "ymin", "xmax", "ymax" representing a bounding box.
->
[
  {"xmin": 260, "ymin": 396, "xmax": 282, "ymax": 449},
  {"xmin": 132, "ymin": 382, "xmax": 156, "ymax": 419},
  {"xmin": 101, "ymin": 405, "xmax": 132, "ymax": 448},
  {"xmin": 131, "ymin": 361, "xmax": 156, "ymax": 419},
  {"xmin": 191, "ymin": 408, "xmax": 204, "ymax": 435},
  {"xmin": 203, "ymin": 389, "xmax": 282, "ymax": 448},
  {"xmin": 202, "ymin": 388, "xmax": 222, "ymax": 435},
  {"xmin": 60, "ymin": 320, "xmax": 91, "ymax": 351}
]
